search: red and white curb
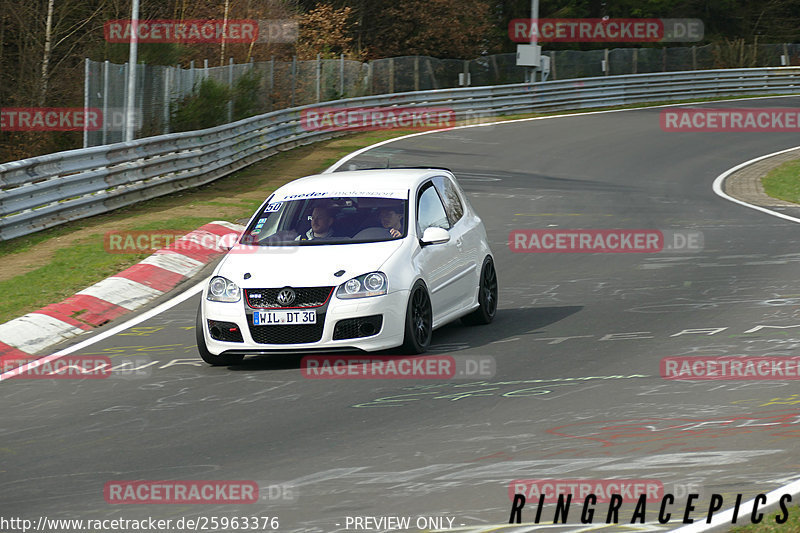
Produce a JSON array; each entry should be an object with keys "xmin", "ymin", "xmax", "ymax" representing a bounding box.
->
[{"xmin": 0, "ymin": 221, "xmax": 243, "ymax": 360}]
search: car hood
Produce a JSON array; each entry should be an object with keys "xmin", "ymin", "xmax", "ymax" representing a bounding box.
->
[{"xmin": 216, "ymin": 240, "xmax": 406, "ymax": 288}]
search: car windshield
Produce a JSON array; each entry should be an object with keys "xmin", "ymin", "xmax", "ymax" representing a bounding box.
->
[{"xmin": 240, "ymin": 195, "xmax": 409, "ymax": 246}]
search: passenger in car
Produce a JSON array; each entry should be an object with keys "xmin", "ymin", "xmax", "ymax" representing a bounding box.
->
[{"xmin": 379, "ymin": 207, "xmax": 404, "ymax": 238}]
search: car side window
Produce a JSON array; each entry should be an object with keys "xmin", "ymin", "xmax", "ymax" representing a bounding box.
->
[
  {"xmin": 417, "ymin": 184, "xmax": 450, "ymax": 233},
  {"xmin": 433, "ymin": 175, "xmax": 465, "ymax": 225}
]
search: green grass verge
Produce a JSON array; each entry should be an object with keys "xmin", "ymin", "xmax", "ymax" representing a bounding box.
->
[
  {"xmin": 762, "ymin": 159, "xmax": 800, "ymax": 204},
  {"xmin": 0, "ymin": 239, "xmax": 150, "ymax": 324},
  {"xmin": 730, "ymin": 505, "xmax": 800, "ymax": 532}
]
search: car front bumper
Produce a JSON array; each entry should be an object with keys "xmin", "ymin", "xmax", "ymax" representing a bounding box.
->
[{"xmin": 201, "ymin": 290, "xmax": 409, "ymax": 356}]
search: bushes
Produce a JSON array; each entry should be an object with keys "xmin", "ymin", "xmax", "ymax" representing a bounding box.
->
[{"xmin": 170, "ymin": 69, "xmax": 265, "ymax": 132}]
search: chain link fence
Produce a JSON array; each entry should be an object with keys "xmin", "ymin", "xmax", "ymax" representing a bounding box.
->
[{"xmin": 86, "ymin": 43, "xmax": 800, "ymax": 147}]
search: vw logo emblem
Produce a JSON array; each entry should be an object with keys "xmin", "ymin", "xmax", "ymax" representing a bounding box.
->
[{"xmin": 277, "ymin": 288, "xmax": 296, "ymax": 306}]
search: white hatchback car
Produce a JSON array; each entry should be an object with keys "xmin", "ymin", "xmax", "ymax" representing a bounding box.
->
[{"xmin": 196, "ymin": 168, "xmax": 497, "ymax": 365}]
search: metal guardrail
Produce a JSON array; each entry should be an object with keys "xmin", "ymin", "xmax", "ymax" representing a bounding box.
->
[{"xmin": 2, "ymin": 67, "xmax": 800, "ymax": 241}]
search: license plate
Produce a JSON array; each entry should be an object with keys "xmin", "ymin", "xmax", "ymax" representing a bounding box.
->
[{"xmin": 253, "ymin": 310, "xmax": 317, "ymax": 325}]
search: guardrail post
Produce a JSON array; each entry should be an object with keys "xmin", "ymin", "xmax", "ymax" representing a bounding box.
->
[
  {"xmin": 632, "ymin": 49, "xmax": 638, "ymax": 74},
  {"xmin": 603, "ymin": 49, "xmax": 609, "ymax": 76},
  {"xmin": 414, "ymin": 57, "xmax": 420, "ymax": 91},
  {"xmin": 692, "ymin": 46, "xmax": 697, "ymax": 70}
]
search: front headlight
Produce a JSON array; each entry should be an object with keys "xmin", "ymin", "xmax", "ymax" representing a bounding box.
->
[
  {"xmin": 336, "ymin": 272, "xmax": 387, "ymax": 299},
  {"xmin": 207, "ymin": 276, "xmax": 241, "ymax": 302}
]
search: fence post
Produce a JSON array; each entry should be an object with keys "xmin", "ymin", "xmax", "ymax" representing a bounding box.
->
[
  {"xmin": 102, "ymin": 59, "xmax": 110, "ymax": 145},
  {"xmin": 427, "ymin": 58, "xmax": 437, "ymax": 89},
  {"xmin": 662, "ymin": 47, "xmax": 667, "ymax": 71},
  {"xmin": 389, "ymin": 57, "xmax": 395, "ymax": 93},
  {"xmin": 122, "ymin": 61, "xmax": 129, "ymax": 137},
  {"xmin": 316, "ymin": 52, "xmax": 321, "ymax": 103},
  {"xmin": 163, "ymin": 66, "xmax": 171, "ymax": 134},
  {"xmin": 632, "ymin": 48, "xmax": 638, "ymax": 74},
  {"xmin": 340, "ymin": 53, "xmax": 345, "ymax": 98},
  {"xmin": 692, "ymin": 46, "xmax": 697, "ymax": 70},
  {"xmin": 414, "ymin": 56, "xmax": 420, "ymax": 91},
  {"xmin": 269, "ymin": 56, "xmax": 274, "ymax": 111},
  {"xmin": 190, "ymin": 59, "xmax": 195, "ymax": 88},
  {"xmin": 368, "ymin": 61, "xmax": 374, "ymax": 95},
  {"xmin": 227, "ymin": 57, "xmax": 234, "ymax": 123},
  {"xmin": 83, "ymin": 58, "xmax": 90, "ymax": 148},
  {"xmin": 291, "ymin": 55, "xmax": 297, "ymax": 107},
  {"xmin": 204, "ymin": 58, "xmax": 208, "ymax": 79},
  {"xmin": 604, "ymin": 48, "xmax": 609, "ymax": 76},
  {"xmin": 550, "ymin": 52, "xmax": 557, "ymax": 80}
]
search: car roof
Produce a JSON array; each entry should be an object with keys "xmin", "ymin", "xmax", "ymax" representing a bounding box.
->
[{"xmin": 272, "ymin": 168, "xmax": 453, "ymax": 198}]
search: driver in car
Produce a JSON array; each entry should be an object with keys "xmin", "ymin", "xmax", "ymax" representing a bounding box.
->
[{"xmin": 296, "ymin": 202, "xmax": 336, "ymax": 241}]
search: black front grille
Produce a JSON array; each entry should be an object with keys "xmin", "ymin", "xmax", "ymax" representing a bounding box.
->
[
  {"xmin": 245, "ymin": 287, "xmax": 333, "ymax": 309},
  {"xmin": 248, "ymin": 315, "xmax": 326, "ymax": 344},
  {"xmin": 333, "ymin": 315, "xmax": 383, "ymax": 340},
  {"xmin": 207, "ymin": 320, "xmax": 244, "ymax": 342}
]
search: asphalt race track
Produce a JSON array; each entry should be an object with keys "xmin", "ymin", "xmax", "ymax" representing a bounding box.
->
[{"xmin": 3, "ymin": 96, "xmax": 800, "ymax": 533}]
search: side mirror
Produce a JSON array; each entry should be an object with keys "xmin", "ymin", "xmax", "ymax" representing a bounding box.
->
[{"xmin": 420, "ymin": 227, "xmax": 450, "ymax": 246}]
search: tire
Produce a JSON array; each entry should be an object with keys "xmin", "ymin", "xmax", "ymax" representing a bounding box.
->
[
  {"xmin": 401, "ymin": 281, "xmax": 433, "ymax": 354},
  {"xmin": 196, "ymin": 306, "xmax": 244, "ymax": 366},
  {"xmin": 462, "ymin": 256, "xmax": 498, "ymax": 326}
]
